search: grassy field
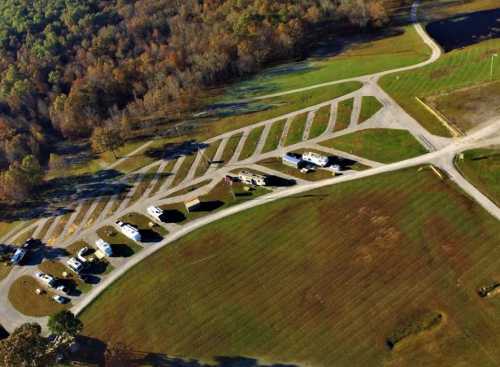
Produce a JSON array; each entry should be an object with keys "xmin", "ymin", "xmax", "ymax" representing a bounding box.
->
[
  {"xmin": 239, "ymin": 126, "xmax": 265, "ymax": 160},
  {"xmin": 9, "ymin": 276, "xmax": 68, "ymax": 317},
  {"xmin": 128, "ymin": 167, "xmax": 158, "ymax": 205},
  {"xmin": 262, "ymin": 120, "xmax": 286, "ymax": 153},
  {"xmin": 427, "ymin": 81, "xmax": 500, "ymax": 133},
  {"xmin": 285, "ymin": 113, "xmax": 308, "ymax": 146},
  {"xmin": 380, "ymin": 35, "xmax": 500, "ymax": 136},
  {"xmin": 358, "ymin": 96, "xmax": 383, "ymax": 123},
  {"xmin": 334, "ymin": 98, "xmax": 354, "ymax": 132},
  {"xmin": 148, "ymin": 159, "xmax": 177, "ymax": 197},
  {"xmin": 321, "ymin": 128, "xmax": 427, "ymax": 163},
  {"xmin": 309, "ymin": 105, "xmax": 331, "ymax": 139},
  {"xmin": 195, "ymin": 140, "xmax": 222, "ymax": 178},
  {"xmin": 456, "ymin": 148, "xmax": 500, "ymax": 206},
  {"xmin": 171, "ymin": 154, "xmax": 197, "ymax": 187},
  {"xmin": 82, "ymin": 168, "xmax": 500, "ymax": 366},
  {"xmin": 225, "ymin": 26, "xmax": 430, "ymax": 99},
  {"xmin": 220, "ymin": 133, "xmax": 243, "ymax": 164}
]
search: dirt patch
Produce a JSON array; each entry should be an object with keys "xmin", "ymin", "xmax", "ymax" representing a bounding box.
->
[{"xmin": 427, "ymin": 81, "xmax": 500, "ymax": 131}]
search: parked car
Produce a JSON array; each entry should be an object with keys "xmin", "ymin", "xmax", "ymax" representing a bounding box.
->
[
  {"xmin": 35, "ymin": 272, "xmax": 57, "ymax": 288},
  {"xmin": 52, "ymin": 295, "xmax": 69, "ymax": 304},
  {"xmin": 10, "ymin": 248, "xmax": 27, "ymax": 265},
  {"xmin": 56, "ymin": 285, "xmax": 70, "ymax": 295},
  {"xmin": 95, "ymin": 238, "xmax": 113, "ymax": 257},
  {"xmin": 66, "ymin": 257, "xmax": 84, "ymax": 273}
]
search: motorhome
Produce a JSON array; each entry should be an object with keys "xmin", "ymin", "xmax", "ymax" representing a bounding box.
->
[{"xmin": 116, "ymin": 221, "xmax": 142, "ymax": 242}]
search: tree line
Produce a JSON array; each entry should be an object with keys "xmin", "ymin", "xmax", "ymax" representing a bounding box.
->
[{"xmin": 0, "ymin": 0, "xmax": 407, "ymax": 204}]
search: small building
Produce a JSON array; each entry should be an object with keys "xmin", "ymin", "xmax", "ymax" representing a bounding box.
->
[
  {"xmin": 282, "ymin": 154, "xmax": 301, "ymax": 168},
  {"xmin": 302, "ymin": 151, "xmax": 329, "ymax": 167},
  {"xmin": 238, "ymin": 170, "xmax": 267, "ymax": 186},
  {"xmin": 185, "ymin": 198, "xmax": 201, "ymax": 212}
]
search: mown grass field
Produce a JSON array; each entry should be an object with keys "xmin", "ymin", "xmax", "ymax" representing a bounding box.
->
[
  {"xmin": 225, "ymin": 26, "xmax": 430, "ymax": 99},
  {"xmin": 334, "ymin": 98, "xmax": 354, "ymax": 132},
  {"xmin": 456, "ymin": 148, "xmax": 500, "ymax": 206},
  {"xmin": 239, "ymin": 126, "xmax": 265, "ymax": 160},
  {"xmin": 380, "ymin": 35, "xmax": 500, "ymax": 136},
  {"xmin": 195, "ymin": 140, "xmax": 221, "ymax": 177},
  {"xmin": 321, "ymin": 128, "xmax": 427, "ymax": 163},
  {"xmin": 262, "ymin": 119, "xmax": 286, "ymax": 153},
  {"xmin": 285, "ymin": 113, "xmax": 308, "ymax": 146},
  {"xmin": 308, "ymin": 105, "xmax": 331, "ymax": 139},
  {"xmin": 256, "ymin": 158, "xmax": 334, "ymax": 181},
  {"xmin": 81, "ymin": 168, "xmax": 500, "ymax": 366},
  {"xmin": 220, "ymin": 133, "xmax": 243, "ymax": 163},
  {"xmin": 358, "ymin": 96, "xmax": 383, "ymax": 123}
]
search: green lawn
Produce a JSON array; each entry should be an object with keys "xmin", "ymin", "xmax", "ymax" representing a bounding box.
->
[
  {"xmin": 119, "ymin": 212, "xmax": 168, "ymax": 237},
  {"xmin": 456, "ymin": 148, "xmax": 500, "ymax": 206},
  {"xmin": 128, "ymin": 167, "xmax": 158, "ymax": 205},
  {"xmin": 220, "ymin": 133, "xmax": 243, "ymax": 164},
  {"xmin": 334, "ymin": 98, "xmax": 354, "ymax": 132},
  {"xmin": 81, "ymin": 168, "xmax": 500, "ymax": 366},
  {"xmin": 321, "ymin": 128, "xmax": 427, "ymax": 163},
  {"xmin": 358, "ymin": 96, "xmax": 383, "ymax": 123},
  {"xmin": 257, "ymin": 157, "xmax": 334, "ymax": 181},
  {"xmin": 309, "ymin": 105, "xmax": 331, "ymax": 139},
  {"xmin": 262, "ymin": 119, "xmax": 286, "ymax": 153},
  {"xmin": 171, "ymin": 154, "xmax": 197, "ymax": 187},
  {"xmin": 380, "ymin": 36, "xmax": 500, "ymax": 136},
  {"xmin": 285, "ymin": 113, "xmax": 308, "ymax": 146},
  {"xmin": 195, "ymin": 140, "xmax": 222, "ymax": 178},
  {"xmin": 148, "ymin": 159, "xmax": 177, "ymax": 197},
  {"xmin": 239, "ymin": 126, "xmax": 265, "ymax": 160},
  {"xmin": 96, "ymin": 226, "xmax": 143, "ymax": 256},
  {"xmin": 224, "ymin": 26, "xmax": 430, "ymax": 99}
]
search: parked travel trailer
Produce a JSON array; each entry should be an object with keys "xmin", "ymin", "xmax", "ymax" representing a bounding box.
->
[
  {"xmin": 302, "ymin": 151, "xmax": 329, "ymax": 167},
  {"xmin": 116, "ymin": 221, "xmax": 142, "ymax": 242},
  {"xmin": 147, "ymin": 206, "xmax": 164, "ymax": 220},
  {"xmin": 238, "ymin": 170, "xmax": 267, "ymax": 186},
  {"xmin": 10, "ymin": 248, "xmax": 26, "ymax": 265},
  {"xmin": 67, "ymin": 257, "xmax": 84, "ymax": 273},
  {"xmin": 96, "ymin": 238, "xmax": 113, "ymax": 257},
  {"xmin": 282, "ymin": 154, "xmax": 302, "ymax": 168},
  {"xmin": 185, "ymin": 198, "xmax": 201, "ymax": 212}
]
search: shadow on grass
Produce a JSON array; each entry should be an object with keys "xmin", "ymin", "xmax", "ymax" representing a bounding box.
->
[
  {"xmin": 111, "ymin": 244, "xmax": 135, "ymax": 258},
  {"xmin": 265, "ymin": 176, "xmax": 296, "ymax": 187},
  {"xmin": 190, "ymin": 201, "xmax": 224, "ymax": 213},
  {"xmin": 160, "ymin": 210, "xmax": 186, "ymax": 224},
  {"xmin": 145, "ymin": 140, "xmax": 209, "ymax": 161},
  {"xmin": 139, "ymin": 229, "xmax": 163, "ymax": 243},
  {"xmin": 22, "ymin": 245, "xmax": 69, "ymax": 266},
  {"xmin": 69, "ymin": 338, "xmax": 299, "ymax": 367}
]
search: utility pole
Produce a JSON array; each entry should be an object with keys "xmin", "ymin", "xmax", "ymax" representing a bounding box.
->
[{"xmin": 490, "ymin": 53, "xmax": 498, "ymax": 81}]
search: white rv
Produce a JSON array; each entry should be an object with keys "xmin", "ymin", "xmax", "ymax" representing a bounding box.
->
[
  {"xmin": 147, "ymin": 206, "xmax": 164, "ymax": 220},
  {"xmin": 67, "ymin": 257, "xmax": 84, "ymax": 273},
  {"xmin": 96, "ymin": 238, "xmax": 113, "ymax": 257},
  {"xmin": 238, "ymin": 170, "xmax": 267, "ymax": 186},
  {"xmin": 116, "ymin": 221, "xmax": 142, "ymax": 242},
  {"xmin": 302, "ymin": 152, "xmax": 329, "ymax": 167}
]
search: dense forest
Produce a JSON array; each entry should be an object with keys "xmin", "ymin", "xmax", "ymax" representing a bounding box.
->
[{"xmin": 0, "ymin": 0, "xmax": 406, "ymax": 203}]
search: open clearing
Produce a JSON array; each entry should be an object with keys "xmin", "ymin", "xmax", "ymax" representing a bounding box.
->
[
  {"xmin": 426, "ymin": 81, "xmax": 500, "ymax": 133},
  {"xmin": 456, "ymin": 148, "xmax": 500, "ymax": 206},
  {"xmin": 81, "ymin": 168, "xmax": 500, "ymax": 366},
  {"xmin": 321, "ymin": 128, "xmax": 427, "ymax": 163},
  {"xmin": 225, "ymin": 25, "xmax": 430, "ymax": 99}
]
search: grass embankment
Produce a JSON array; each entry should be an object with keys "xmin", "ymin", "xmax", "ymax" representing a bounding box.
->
[
  {"xmin": 333, "ymin": 98, "xmax": 354, "ymax": 132},
  {"xmin": 309, "ymin": 105, "xmax": 331, "ymax": 139},
  {"xmin": 456, "ymin": 148, "xmax": 500, "ymax": 206},
  {"xmin": 239, "ymin": 127, "xmax": 265, "ymax": 160},
  {"xmin": 380, "ymin": 37, "xmax": 500, "ymax": 136},
  {"xmin": 262, "ymin": 120, "xmax": 287, "ymax": 153},
  {"xmin": 225, "ymin": 25, "xmax": 430, "ymax": 99},
  {"xmin": 160, "ymin": 180, "xmax": 269, "ymax": 224},
  {"xmin": 9, "ymin": 276, "xmax": 68, "ymax": 317},
  {"xmin": 82, "ymin": 167, "xmax": 500, "ymax": 366},
  {"xmin": 285, "ymin": 113, "xmax": 308, "ymax": 146},
  {"xmin": 321, "ymin": 128, "xmax": 427, "ymax": 163},
  {"xmin": 358, "ymin": 96, "xmax": 383, "ymax": 123}
]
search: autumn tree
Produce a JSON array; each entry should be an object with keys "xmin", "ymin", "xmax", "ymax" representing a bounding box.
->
[
  {"xmin": 91, "ymin": 126, "xmax": 124, "ymax": 160},
  {"xmin": 48, "ymin": 310, "xmax": 83, "ymax": 337}
]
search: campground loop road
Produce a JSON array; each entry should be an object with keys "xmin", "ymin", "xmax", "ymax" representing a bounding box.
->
[{"xmin": 1, "ymin": 1, "xmax": 500, "ymax": 333}]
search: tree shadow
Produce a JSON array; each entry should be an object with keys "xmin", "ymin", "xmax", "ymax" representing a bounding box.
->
[
  {"xmin": 265, "ymin": 175, "xmax": 296, "ymax": 187},
  {"xmin": 328, "ymin": 156, "xmax": 358, "ymax": 170},
  {"xmin": 139, "ymin": 229, "xmax": 163, "ymax": 243},
  {"xmin": 23, "ymin": 245, "xmax": 69, "ymax": 266},
  {"xmin": 145, "ymin": 140, "xmax": 209, "ymax": 161},
  {"xmin": 189, "ymin": 200, "xmax": 224, "ymax": 213},
  {"xmin": 111, "ymin": 244, "xmax": 135, "ymax": 258},
  {"xmin": 159, "ymin": 210, "xmax": 186, "ymax": 224}
]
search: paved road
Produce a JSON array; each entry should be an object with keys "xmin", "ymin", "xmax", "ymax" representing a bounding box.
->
[{"xmin": 3, "ymin": 2, "xmax": 500, "ymax": 332}]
